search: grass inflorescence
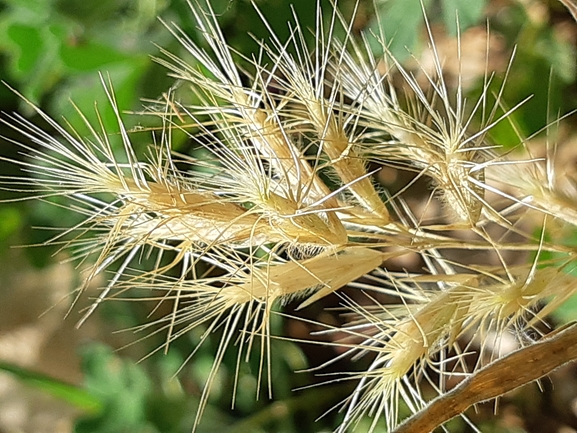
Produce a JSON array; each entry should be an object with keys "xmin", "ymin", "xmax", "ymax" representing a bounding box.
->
[{"xmin": 2, "ymin": 0, "xmax": 576, "ymax": 432}]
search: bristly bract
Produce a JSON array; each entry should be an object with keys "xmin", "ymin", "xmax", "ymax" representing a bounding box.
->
[{"xmin": 1, "ymin": 1, "xmax": 575, "ymax": 432}]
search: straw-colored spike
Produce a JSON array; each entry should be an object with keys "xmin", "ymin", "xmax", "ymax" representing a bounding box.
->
[
  {"xmin": 332, "ymin": 19, "xmax": 520, "ymax": 227},
  {"xmin": 116, "ymin": 246, "xmax": 383, "ymax": 431},
  {"xmin": 336, "ymin": 282, "xmax": 473, "ymax": 432},
  {"xmin": 487, "ymin": 151, "xmax": 577, "ymax": 228},
  {"xmin": 251, "ymin": 2, "xmax": 390, "ymax": 224},
  {"xmin": 224, "ymin": 247, "xmax": 384, "ymax": 304},
  {"xmin": 467, "ymin": 265, "xmax": 577, "ymax": 332}
]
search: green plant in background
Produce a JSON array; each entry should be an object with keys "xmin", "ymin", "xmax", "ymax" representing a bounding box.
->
[{"xmin": 0, "ymin": 0, "xmax": 576, "ymax": 433}]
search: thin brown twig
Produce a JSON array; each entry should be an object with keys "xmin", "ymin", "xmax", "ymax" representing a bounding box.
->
[{"xmin": 393, "ymin": 322, "xmax": 577, "ymax": 433}]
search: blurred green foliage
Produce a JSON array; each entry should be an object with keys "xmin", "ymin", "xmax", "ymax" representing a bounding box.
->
[
  {"xmin": 0, "ymin": 0, "xmax": 576, "ymax": 432},
  {"xmin": 368, "ymin": 0, "xmax": 489, "ymax": 59}
]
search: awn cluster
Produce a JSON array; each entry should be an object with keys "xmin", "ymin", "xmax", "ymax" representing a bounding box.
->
[{"xmin": 2, "ymin": 1, "xmax": 577, "ymax": 432}]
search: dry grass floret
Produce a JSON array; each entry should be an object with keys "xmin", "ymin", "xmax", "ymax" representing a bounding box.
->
[{"xmin": 1, "ymin": 1, "xmax": 576, "ymax": 432}]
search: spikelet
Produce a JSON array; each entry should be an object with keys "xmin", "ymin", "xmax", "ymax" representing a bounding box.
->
[
  {"xmin": 156, "ymin": 7, "xmax": 354, "ymax": 250},
  {"xmin": 0, "ymin": 87, "xmax": 232, "ymax": 287},
  {"xmin": 466, "ymin": 263, "xmax": 577, "ymax": 338},
  {"xmin": 486, "ymin": 138, "xmax": 577, "ymax": 229},
  {"xmin": 1, "ymin": 88, "xmax": 343, "ymax": 328},
  {"xmin": 252, "ymin": 3, "xmax": 391, "ymax": 225},
  {"xmin": 331, "ymin": 270, "xmax": 474, "ymax": 432},
  {"xmin": 114, "ymin": 247, "xmax": 384, "ymax": 429},
  {"xmin": 333, "ymin": 14, "xmax": 526, "ymax": 227},
  {"xmin": 334, "ymin": 244, "xmax": 577, "ymax": 431},
  {"xmin": 2, "ymin": 0, "xmax": 575, "ymax": 432}
]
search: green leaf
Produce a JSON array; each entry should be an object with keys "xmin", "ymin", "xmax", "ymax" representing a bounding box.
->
[
  {"xmin": 369, "ymin": 0, "xmax": 432, "ymax": 61},
  {"xmin": 48, "ymin": 59, "xmax": 149, "ymax": 143},
  {"xmin": 2, "ymin": 0, "xmax": 54, "ymax": 12},
  {"xmin": 553, "ymin": 259, "xmax": 577, "ymax": 324},
  {"xmin": 75, "ymin": 344, "xmax": 155, "ymax": 433},
  {"xmin": 535, "ymin": 30, "xmax": 576, "ymax": 85},
  {"xmin": 0, "ymin": 15, "xmax": 66, "ymax": 105},
  {"xmin": 59, "ymin": 41, "xmax": 133, "ymax": 72},
  {"xmin": 6, "ymin": 23, "xmax": 44, "ymax": 74},
  {"xmin": 0, "ymin": 206, "xmax": 21, "ymax": 242},
  {"xmin": 552, "ymin": 294, "xmax": 577, "ymax": 324},
  {"xmin": 441, "ymin": 0, "xmax": 488, "ymax": 36},
  {"xmin": 0, "ymin": 361, "xmax": 103, "ymax": 413}
]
